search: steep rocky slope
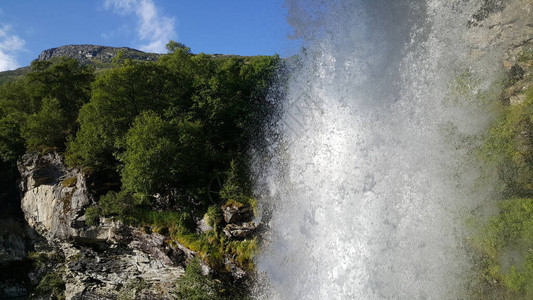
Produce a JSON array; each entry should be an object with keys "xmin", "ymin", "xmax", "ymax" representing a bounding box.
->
[
  {"xmin": 12, "ymin": 152, "xmax": 199, "ymax": 299},
  {"xmin": 0, "ymin": 45, "xmax": 160, "ymax": 84},
  {"xmin": 3, "ymin": 152, "xmax": 254, "ymax": 299},
  {"xmin": 35, "ymin": 45, "xmax": 160, "ymax": 65}
]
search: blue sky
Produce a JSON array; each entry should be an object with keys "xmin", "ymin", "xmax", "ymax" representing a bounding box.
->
[{"xmin": 0, "ymin": 0, "xmax": 300, "ymax": 71}]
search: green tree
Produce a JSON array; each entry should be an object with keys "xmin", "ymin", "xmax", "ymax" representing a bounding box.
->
[
  {"xmin": 0, "ymin": 114, "xmax": 24, "ymax": 162},
  {"xmin": 0, "ymin": 79, "xmax": 34, "ymax": 161},
  {"xmin": 0, "ymin": 78, "xmax": 36, "ymax": 117},
  {"xmin": 0, "ymin": 58, "xmax": 94, "ymax": 155},
  {"xmin": 120, "ymin": 111, "xmax": 206, "ymax": 202},
  {"xmin": 26, "ymin": 57, "xmax": 94, "ymax": 122},
  {"xmin": 66, "ymin": 61, "xmax": 186, "ymax": 170},
  {"xmin": 21, "ymin": 98, "xmax": 68, "ymax": 150}
]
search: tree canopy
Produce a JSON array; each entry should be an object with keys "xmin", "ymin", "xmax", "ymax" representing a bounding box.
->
[{"xmin": 0, "ymin": 41, "xmax": 281, "ymax": 215}]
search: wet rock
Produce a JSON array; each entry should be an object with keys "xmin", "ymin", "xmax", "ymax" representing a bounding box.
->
[
  {"xmin": 466, "ymin": 0, "xmax": 533, "ymax": 64},
  {"xmin": 223, "ymin": 205, "xmax": 252, "ymax": 224},
  {"xmin": 510, "ymin": 64, "xmax": 524, "ymax": 82},
  {"xmin": 197, "ymin": 217, "xmax": 213, "ymax": 233},
  {"xmin": 129, "ymin": 229, "xmax": 185, "ymax": 266},
  {"xmin": 223, "ymin": 222, "xmax": 257, "ymax": 239},
  {"xmin": 224, "ymin": 255, "xmax": 247, "ymax": 279}
]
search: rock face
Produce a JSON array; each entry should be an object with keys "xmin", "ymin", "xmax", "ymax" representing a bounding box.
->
[
  {"xmin": 0, "ymin": 219, "xmax": 37, "ymax": 299},
  {"xmin": 18, "ymin": 152, "xmax": 90, "ymax": 241},
  {"xmin": 61, "ymin": 228, "xmax": 186, "ymax": 300},
  {"xmin": 36, "ymin": 44, "xmax": 160, "ymax": 65},
  {"xmin": 466, "ymin": 0, "xmax": 533, "ymax": 67},
  {"xmin": 464, "ymin": 0, "xmax": 533, "ymax": 106},
  {"xmin": 223, "ymin": 204, "xmax": 253, "ymax": 224},
  {"xmin": 223, "ymin": 222, "xmax": 257, "ymax": 239},
  {"xmin": 222, "ymin": 205, "xmax": 258, "ymax": 240},
  {"xmin": 16, "ymin": 152, "xmax": 196, "ymax": 299}
]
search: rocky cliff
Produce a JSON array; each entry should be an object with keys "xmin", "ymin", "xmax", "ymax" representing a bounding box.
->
[
  {"xmin": 5, "ymin": 152, "xmax": 255, "ymax": 299},
  {"xmin": 35, "ymin": 45, "xmax": 160, "ymax": 65},
  {"xmin": 466, "ymin": 0, "xmax": 532, "ymax": 71},
  {"xmin": 12, "ymin": 152, "xmax": 204, "ymax": 299}
]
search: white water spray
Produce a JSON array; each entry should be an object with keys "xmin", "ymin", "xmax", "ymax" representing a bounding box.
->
[{"xmin": 255, "ymin": 0, "xmax": 507, "ymax": 299}]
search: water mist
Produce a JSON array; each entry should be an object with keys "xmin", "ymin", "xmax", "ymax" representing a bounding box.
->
[{"xmin": 254, "ymin": 0, "xmax": 506, "ymax": 299}]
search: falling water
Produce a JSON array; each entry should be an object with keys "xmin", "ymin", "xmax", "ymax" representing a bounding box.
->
[{"xmin": 254, "ymin": 0, "xmax": 510, "ymax": 299}]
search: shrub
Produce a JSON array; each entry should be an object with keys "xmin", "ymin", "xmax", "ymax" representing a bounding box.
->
[
  {"xmin": 61, "ymin": 176, "xmax": 77, "ymax": 188},
  {"xmin": 129, "ymin": 209, "xmax": 195, "ymax": 234},
  {"xmin": 225, "ymin": 237, "xmax": 259, "ymax": 271},
  {"xmin": 175, "ymin": 258, "xmax": 221, "ymax": 300},
  {"xmin": 84, "ymin": 206, "xmax": 100, "ymax": 226},
  {"xmin": 174, "ymin": 233, "xmax": 224, "ymax": 268},
  {"xmin": 34, "ymin": 270, "xmax": 65, "ymax": 300},
  {"xmin": 120, "ymin": 111, "xmax": 206, "ymax": 202},
  {"xmin": 473, "ymin": 198, "xmax": 533, "ymax": 297},
  {"xmin": 98, "ymin": 190, "xmax": 137, "ymax": 218},
  {"xmin": 205, "ymin": 205, "xmax": 223, "ymax": 229},
  {"xmin": 472, "ymin": 85, "xmax": 533, "ymax": 298},
  {"xmin": 480, "ymin": 86, "xmax": 533, "ymax": 196}
]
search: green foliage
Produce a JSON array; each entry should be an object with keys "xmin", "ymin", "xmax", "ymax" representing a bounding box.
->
[
  {"xmin": 220, "ymin": 160, "xmax": 256, "ymax": 210},
  {"xmin": 0, "ymin": 43, "xmax": 279, "ymax": 289},
  {"xmin": 26, "ymin": 57, "xmax": 94, "ymax": 123},
  {"xmin": 84, "ymin": 206, "xmax": 100, "ymax": 226},
  {"xmin": 480, "ymin": 86, "xmax": 533, "ymax": 196},
  {"xmin": 98, "ymin": 190, "xmax": 138, "ymax": 218},
  {"xmin": 128, "ymin": 208, "xmax": 195, "ymax": 234},
  {"xmin": 173, "ymin": 232, "xmax": 224, "ymax": 268},
  {"xmin": 166, "ymin": 40, "xmax": 191, "ymax": 54},
  {"xmin": 0, "ymin": 57, "xmax": 93, "ymax": 156},
  {"xmin": 66, "ymin": 61, "xmax": 180, "ymax": 169},
  {"xmin": 473, "ymin": 85, "xmax": 533, "ymax": 298},
  {"xmin": 517, "ymin": 45, "xmax": 533, "ymax": 63},
  {"xmin": 0, "ymin": 79, "xmax": 33, "ymax": 162},
  {"xmin": 28, "ymin": 251, "xmax": 63, "ymax": 268},
  {"xmin": 220, "ymin": 160, "xmax": 244, "ymax": 202},
  {"xmin": 61, "ymin": 177, "xmax": 77, "ymax": 188},
  {"xmin": 34, "ymin": 270, "xmax": 66, "ymax": 300},
  {"xmin": 0, "ymin": 114, "xmax": 24, "ymax": 162},
  {"xmin": 225, "ymin": 237, "xmax": 258, "ymax": 271},
  {"xmin": 205, "ymin": 205, "xmax": 223, "ymax": 229},
  {"xmin": 0, "ymin": 67, "xmax": 28, "ymax": 86},
  {"xmin": 175, "ymin": 258, "xmax": 222, "ymax": 300},
  {"xmin": 120, "ymin": 111, "xmax": 206, "ymax": 201},
  {"xmin": 472, "ymin": 198, "xmax": 533, "ymax": 298},
  {"xmin": 21, "ymin": 98, "xmax": 68, "ymax": 150}
]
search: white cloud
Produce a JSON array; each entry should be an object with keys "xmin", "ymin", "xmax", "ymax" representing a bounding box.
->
[
  {"xmin": 104, "ymin": 0, "xmax": 176, "ymax": 53},
  {"xmin": 0, "ymin": 25, "xmax": 25, "ymax": 71}
]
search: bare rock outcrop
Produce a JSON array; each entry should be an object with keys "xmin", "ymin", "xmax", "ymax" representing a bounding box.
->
[
  {"xmin": 18, "ymin": 152, "xmax": 90, "ymax": 241},
  {"xmin": 36, "ymin": 44, "xmax": 160, "ymax": 65},
  {"xmin": 16, "ymin": 152, "xmax": 196, "ymax": 299}
]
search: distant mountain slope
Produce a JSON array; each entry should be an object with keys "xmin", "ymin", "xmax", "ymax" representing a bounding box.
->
[
  {"xmin": 0, "ymin": 44, "xmax": 160, "ymax": 84},
  {"xmin": 35, "ymin": 44, "xmax": 160, "ymax": 64}
]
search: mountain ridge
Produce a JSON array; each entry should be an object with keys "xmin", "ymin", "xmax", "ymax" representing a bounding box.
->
[{"xmin": 35, "ymin": 44, "xmax": 161, "ymax": 64}]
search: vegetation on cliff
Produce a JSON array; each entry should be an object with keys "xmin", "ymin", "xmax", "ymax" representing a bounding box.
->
[
  {"xmin": 0, "ymin": 42, "xmax": 280, "ymax": 297},
  {"xmin": 471, "ymin": 49, "xmax": 533, "ymax": 298}
]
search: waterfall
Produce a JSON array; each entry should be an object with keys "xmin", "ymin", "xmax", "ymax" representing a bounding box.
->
[{"xmin": 254, "ymin": 0, "xmax": 506, "ymax": 299}]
